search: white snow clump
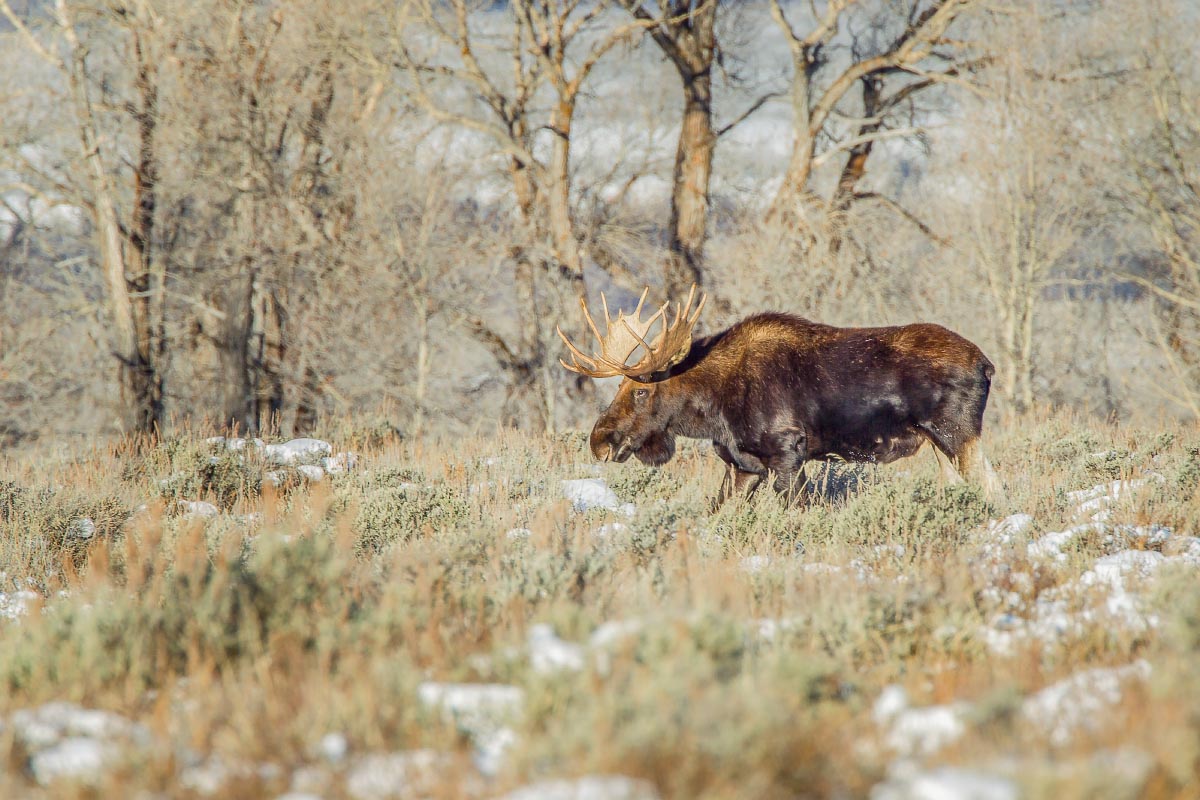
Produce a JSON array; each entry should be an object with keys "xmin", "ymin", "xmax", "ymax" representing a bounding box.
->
[
  {"xmin": 1021, "ymin": 660, "xmax": 1151, "ymax": 746},
  {"xmin": 9, "ymin": 703, "xmax": 150, "ymax": 785},
  {"xmin": 344, "ymin": 750, "xmax": 447, "ymax": 800},
  {"xmin": 871, "ymin": 765, "xmax": 1017, "ymax": 800},
  {"xmin": 561, "ymin": 479, "xmax": 636, "ymax": 516},
  {"xmin": 872, "ymin": 685, "xmax": 967, "ymax": 757},
  {"xmin": 177, "ymin": 500, "xmax": 219, "ymax": 517},
  {"xmin": 499, "ymin": 775, "xmax": 662, "ymax": 800},
  {"xmin": 528, "ymin": 624, "xmax": 587, "ymax": 674},
  {"xmin": 263, "ymin": 438, "xmax": 333, "ymax": 466},
  {"xmin": 416, "ymin": 682, "xmax": 524, "ymax": 776}
]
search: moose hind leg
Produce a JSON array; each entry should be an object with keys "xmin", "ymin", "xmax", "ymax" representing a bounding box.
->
[
  {"xmin": 956, "ymin": 436, "xmax": 1003, "ymax": 500},
  {"xmin": 929, "ymin": 441, "xmax": 966, "ymax": 486},
  {"xmin": 917, "ymin": 422, "xmax": 969, "ymax": 485}
]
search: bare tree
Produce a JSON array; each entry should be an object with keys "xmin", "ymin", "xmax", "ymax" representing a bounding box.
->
[
  {"xmin": 767, "ymin": 0, "xmax": 981, "ymax": 244},
  {"xmin": 1114, "ymin": 29, "xmax": 1200, "ymax": 415},
  {"xmin": 175, "ymin": 0, "xmax": 378, "ymax": 435},
  {"xmin": 393, "ymin": 0, "xmax": 649, "ymax": 431},
  {"xmin": 1, "ymin": 0, "xmax": 173, "ymax": 434},
  {"xmin": 952, "ymin": 7, "xmax": 1085, "ymax": 416},
  {"xmin": 616, "ymin": 0, "xmax": 716, "ymax": 297}
]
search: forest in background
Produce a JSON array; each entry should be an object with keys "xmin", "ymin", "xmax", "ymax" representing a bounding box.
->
[{"xmin": 2, "ymin": 0, "xmax": 1199, "ymax": 444}]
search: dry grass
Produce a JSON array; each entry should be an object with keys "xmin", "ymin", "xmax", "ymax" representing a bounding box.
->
[{"xmin": 0, "ymin": 413, "xmax": 1198, "ymax": 798}]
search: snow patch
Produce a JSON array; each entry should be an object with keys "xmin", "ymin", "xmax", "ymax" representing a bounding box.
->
[
  {"xmin": 988, "ymin": 513, "xmax": 1034, "ymax": 538},
  {"xmin": 752, "ymin": 617, "xmax": 801, "ymax": 642},
  {"xmin": 1022, "ymin": 661, "xmax": 1151, "ymax": 746},
  {"xmin": 30, "ymin": 738, "xmax": 115, "ymax": 786},
  {"xmin": 207, "ymin": 436, "xmax": 265, "ymax": 452},
  {"xmin": 872, "ymin": 686, "xmax": 967, "ymax": 757},
  {"xmin": 9, "ymin": 703, "xmax": 149, "ymax": 785},
  {"xmin": 0, "ymin": 588, "xmax": 40, "ymax": 621},
  {"xmin": 561, "ymin": 479, "xmax": 635, "ymax": 516},
  {"xmin": 317, "ymin": 731, "xmax": 349, "ymax": 763},
  {"xmin": 177, "ymin": 500, "xmax": 219, "ymax": 518},
  {"xmin": 499, "ymin": 775, "xmax": 662, "ymax": 800},
  {"xmin": 417, "ymin": 682, "xmax": 523, "ymax": 776},
  {"xmin": 296, "ymin": 464, "xmax": 326, "ymax": 482},
  {"xmin": 589, "ymin": 619, "xmax": 646, "ymax": 649},
  {"xmin": 739, "ymin": 555, "xmax": 772, "ymax": 574},
  {"xmin": 871, "ymin": 765, "xmax": 1018, "ymax": 800},
  {"xmin": 263, "ymin": 438, "xmax": 333, "ymax": 466},
  {"xmin": 322, "ymin": 451, "xmax": 359, "ymax": 474},
  {"xmin": 345, "ymin": 750, "xmax": 448, "ymax": 800},
  {"xmin": 595, "ymin": 521, "xmax": 629, "ymax": 539},
  {"xmin": 1068, "ymin": 477, "xmax": 1161, "ymax": 520},
  {"xmin": 68, "ymin": 517, "xmax": 96, "ymax": 540},
  {"xmin": 528, "ymin": 624, "xmax": 587, "ymax": 674}
]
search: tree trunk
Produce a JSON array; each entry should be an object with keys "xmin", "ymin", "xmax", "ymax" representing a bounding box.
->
[
  {"xmin": 251, "ymin": 277, "xmax": 287, "ymax": 436},
  {"xmin": 668, "ymin": 73, "xmax": 712, "ymax": 297},
  {"xmin": 827, "ymin": 75, "xmax": 882, "ymax": 251},
  {"xmin": 411, "ymin": 301, "xmax": 430, "ymax": 438},
  {"xmin": 630, "ymin": 0, "xmax": 717, "ymax": 295},
  {"xmin": 127, "ymin": 25, "xmax": 165, "ymax": 433},
  {"xmin": 57, "ymin": 0, "xmax": 163, "ymax": 434},
  {"xmin": 547, "ymin": 99, "xmax": 584, "ymax": 287}
]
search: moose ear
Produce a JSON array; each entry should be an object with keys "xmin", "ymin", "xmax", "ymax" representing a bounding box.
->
[{"xmin": 633, "ymin": 373, "xmax": 654, "ymax": 384}]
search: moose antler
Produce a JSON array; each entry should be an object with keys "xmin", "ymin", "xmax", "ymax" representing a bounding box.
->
[{"xmin": 557, "ymin": 285, "xmax": 707, "ymax": 379}]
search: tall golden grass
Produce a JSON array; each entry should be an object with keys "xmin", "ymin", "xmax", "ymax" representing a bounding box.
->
[{"xmin": 0, "ymin": 413, "xmax": 1197, "ymax": 798}]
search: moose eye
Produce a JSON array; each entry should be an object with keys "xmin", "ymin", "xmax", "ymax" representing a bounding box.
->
[{"xmin": 633, "ymin": 388, "xmax": 649, "ymax": 401}]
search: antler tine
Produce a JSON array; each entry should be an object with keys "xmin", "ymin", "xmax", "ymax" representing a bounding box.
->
[
  {"xmin": 631, "ymin": 287, "xmax": 649, "ymax": 319},
  {"xmin": 618, "ymin": 300, "xmax": 667, "ymax": 359},
  {"xmin": 579, "ymin": 296, "xmax": 604, "ymax": 347},
  {"xmin": 557, "ymin": 285, "xmax": 708, "ymax": 380},
  {"xmin": 630, "ymin": 283, "xmax": 707, "ymax": 375},
  {"xmin": 679, "ymin": 283, "xmax": 705, "ymax": 328},
  {"xmin": 689, "ymin": 291, "xmax": 708, "ymax": 327},
  {"xmin": 556, "ymin": 325, "xmax": 601, "ymax": 375}
]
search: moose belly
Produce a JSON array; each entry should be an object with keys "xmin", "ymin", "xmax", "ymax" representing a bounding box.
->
[{"xmin": 811, "ymin": 429, "xmax": 925, "ymax": 464}]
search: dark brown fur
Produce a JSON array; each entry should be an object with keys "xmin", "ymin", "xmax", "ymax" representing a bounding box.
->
[{"xmin": 588, "ymin": 313, "xmax": 998, "ymax": 503}]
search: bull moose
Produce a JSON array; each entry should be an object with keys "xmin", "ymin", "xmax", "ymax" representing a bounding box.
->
[{"xmin": 558, "ymin": 286, "xmax": 1000, "ymax": 506}]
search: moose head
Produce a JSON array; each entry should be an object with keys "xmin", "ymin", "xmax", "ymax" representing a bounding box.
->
[{"xmin": 557, "ymin": 286, "xmax": 706, "ymax": 467}]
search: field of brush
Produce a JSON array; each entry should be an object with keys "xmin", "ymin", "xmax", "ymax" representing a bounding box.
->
[{"xmin": 1, "ymin": 414, "xmax": 1199, "ymax": 799}]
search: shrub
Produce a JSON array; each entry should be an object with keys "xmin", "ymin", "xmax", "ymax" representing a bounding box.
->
[{"xmin": 354, "ymin": 484, "xmax": 472, "ymax": 552}]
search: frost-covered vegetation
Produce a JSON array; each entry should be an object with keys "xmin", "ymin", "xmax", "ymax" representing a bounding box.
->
[{"xmin": 0, "ymin": 413, "xmax": 1198, "ymax": 798}]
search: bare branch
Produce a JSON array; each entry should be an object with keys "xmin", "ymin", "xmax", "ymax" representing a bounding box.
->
[
  {"xmin": 0, "ymin": 0, "xmax": 64, "ymax": 68},
  {"xmin": 716, "ymin": 91, "xmax": 786, "ymax": 138},
  {"xmin": 853, "ymin": 191, "xmax": 949, "ymax": 246},
  {"xmin": 812, "ymin": 126, "xmax": 919, "ymax": 167}
]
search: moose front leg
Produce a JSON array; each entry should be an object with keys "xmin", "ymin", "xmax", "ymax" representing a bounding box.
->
[
  {"xmin": 715, "ymin": 464, "xmax": 765, "ymax": 509},
  {"xmin": 712, "ymin": 442, "xmax": 765, "ymax": 510}
]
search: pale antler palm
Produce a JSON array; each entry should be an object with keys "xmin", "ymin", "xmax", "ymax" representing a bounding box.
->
[{"xmin": 558, "ymin": 285, "xmax": 706, "ymax": 379}]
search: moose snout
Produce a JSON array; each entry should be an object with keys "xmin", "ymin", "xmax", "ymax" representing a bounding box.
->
[{"xmin": 589, "ymin": 425, "xmax": 626, "ymax": 462}]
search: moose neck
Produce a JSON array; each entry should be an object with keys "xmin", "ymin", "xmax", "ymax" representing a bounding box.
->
[{"xmin": 658, "ymin": 330, "xmax": 734, "ymax": 442}]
